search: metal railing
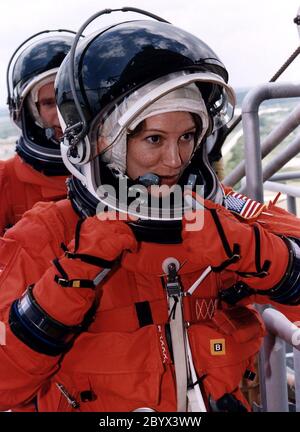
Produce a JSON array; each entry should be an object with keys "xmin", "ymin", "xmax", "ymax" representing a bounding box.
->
[
  {"xmin": 224, "ymin": 102, "xmax": 300, "ymax": 189},
  {"xmin": 224, "ymin": 81, "xmax": 300, "ymax": 411},
  {"xmin": 262, "ymin": 308, "xmax": 300, "ymax": 412},
  {"xmin": 264, "ymin": 180, "xmax": 300, "ymax": 215},
  {"xmin": 223, "ymin": 82, "xmax": 300, "ymax": 201}
]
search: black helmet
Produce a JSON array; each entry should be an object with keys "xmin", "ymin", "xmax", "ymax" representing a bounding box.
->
[
  {"xmin": 7, "ymin": 31, "xmax": 75, "ymax": 175},
  {"xmin": 56, "ymin": 9, "xmax": 236, "ymax": 242}
]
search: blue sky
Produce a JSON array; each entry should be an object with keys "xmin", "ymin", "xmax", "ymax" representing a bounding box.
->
[{"xmin": 1, "ymin": 0, "xmax": 300, "ymax": 106}]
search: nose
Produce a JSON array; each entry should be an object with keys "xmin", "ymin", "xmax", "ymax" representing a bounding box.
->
[
  {"xmin": 51, "ymin": 108, "xmax": 61, "ymax": 127},
  {"xmin": 162, "ymin": 141, "xmax": 182, "ymax": 169}
]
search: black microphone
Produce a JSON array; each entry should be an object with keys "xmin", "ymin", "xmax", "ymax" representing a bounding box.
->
[
  {"xmin": 137, "ymin": 173, "xmax": 161, "ymax": 187},
  {"xmin": 45, "ymin": 127, "xmax": 55, "ymax": 140}
]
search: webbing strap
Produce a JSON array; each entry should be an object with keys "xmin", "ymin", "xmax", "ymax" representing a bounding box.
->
[
  {"xmin": 168, "ymin": 294, "xmax": 188, "ymax": 412},
  {"xmin": 186, "ymin": 335, "xmax": 207, "ymax": 412}
]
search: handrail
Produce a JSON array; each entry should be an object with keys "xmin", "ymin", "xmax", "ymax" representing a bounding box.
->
[
  {"xmin": 270, "ymin": 171, "xmax": 300, "ymax": 181},
  {"xmin": 232, "ymin": 82, "xmax": 300, "ymax": 202},
  {"xmin": 262, "ymin": 308, "xmax": 300, "ymax": 349},
  {"xmin": 224, "ymin": 103, "xmax": 300, "ymax": 187},
  {"xmin": 264, "ymin": 181, "xmax": 300, "ymax": 197},
  {"xmin": 233, "ymin": 81, "xmax": 300, "ymax": 412},
  {"xmin": 262, "ymin": 308, "xmax": 300, "ymax": 412}
]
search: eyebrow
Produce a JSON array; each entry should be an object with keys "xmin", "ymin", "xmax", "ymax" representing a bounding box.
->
[{"xmin": 142, "ymin": 125, "xmax": 197, "ymax": 134}]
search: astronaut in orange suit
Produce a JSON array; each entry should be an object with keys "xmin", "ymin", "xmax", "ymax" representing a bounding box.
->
[
  {"xmin": 0, "ymin": 32, "xmax": 74, "ymax": 235},
  {"xmin": 0, "ymin": 11, "xmax": 300, "ymax": 413}
]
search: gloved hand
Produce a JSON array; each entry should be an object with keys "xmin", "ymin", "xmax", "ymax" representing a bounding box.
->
[
  {"xmin": 182, "ymin": 193, "xmax": 289, "ymax": 290},
  {"xmin": 33, "ymin": 216, "xmax": 137, "ymax": 326},
  {"xmin": 9, "ymin": 215, "xmax": 138, "ymax": 356}
]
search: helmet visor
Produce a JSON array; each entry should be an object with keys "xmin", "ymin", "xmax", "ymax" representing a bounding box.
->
[{"xmin": 89, "ymin": 71, "xmax": 235, "ymax": 174}]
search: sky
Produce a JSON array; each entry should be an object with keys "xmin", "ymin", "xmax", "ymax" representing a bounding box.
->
[{"xmin": 1, "ymin": 0, "xmax": 300, "ymax": 107}]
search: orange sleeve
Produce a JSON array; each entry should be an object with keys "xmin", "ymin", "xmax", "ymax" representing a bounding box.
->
[
  {"xmin": 0, "ymin": 160, "xmax": 13, "ymax": 236},
  {"xmin": 0, "ymin": 202, "xmax": 71, "ymax": 409}
]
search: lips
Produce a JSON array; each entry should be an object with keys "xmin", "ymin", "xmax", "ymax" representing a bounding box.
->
[{"xmin": 160, "ymin": 175, "xmax": 180, "ymax": 186}]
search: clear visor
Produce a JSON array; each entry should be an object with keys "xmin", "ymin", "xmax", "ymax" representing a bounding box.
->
[
  {"xmin": 88, "ymin": 71, "xmax": 236, "ymax": 174},
  {"xmin": 13, "ymin": 68, "xmax": 58, "ymax": 122}
]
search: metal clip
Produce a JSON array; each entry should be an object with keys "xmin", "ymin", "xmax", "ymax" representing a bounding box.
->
[
  {"xmin": 162, "ymin": 258, "xmax": 182, "ymax": 297},
  {"xmin": 166, "ymin": 280, "xmax": 182, "ymax": 297},
  {"xmin": 56, "ymin": 383, "xmax": 80, "ymax": 409}
]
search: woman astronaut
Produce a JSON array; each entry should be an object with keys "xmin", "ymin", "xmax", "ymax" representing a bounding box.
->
[{"xmin": 0, "ymin": 9, "xmax": 300, "ymax": 412}]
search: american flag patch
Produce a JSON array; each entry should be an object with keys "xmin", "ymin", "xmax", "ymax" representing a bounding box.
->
[{"xmin": 225, "ymin": 191, "xmax": 266, "ymax": 219}]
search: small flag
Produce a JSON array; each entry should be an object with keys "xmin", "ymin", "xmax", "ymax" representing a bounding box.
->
[{"xmin": 225, "ymin": 191, "xmax": 266, "ymax": 219}]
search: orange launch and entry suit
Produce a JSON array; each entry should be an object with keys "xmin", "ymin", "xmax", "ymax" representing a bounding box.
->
[
  {"xmin": 0, "ymin": 193, "xmax": 299, "ymax": 411},
  {"xmin": 0, "ymin": 155, "xmax": 67, "ymax": 235}
]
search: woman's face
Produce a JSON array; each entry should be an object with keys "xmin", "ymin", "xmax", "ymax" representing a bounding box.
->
[{"xmin": 127, "ymin": 111, "xmax": 197, "ymax": 186}]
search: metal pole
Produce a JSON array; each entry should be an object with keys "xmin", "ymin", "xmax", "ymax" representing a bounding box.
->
[
  {"xmin": 294, "ymin": 348, "xmax": 300, "ymax": 412},
  {"xmin": 241, "ymin": 85, "xmax": 300, "ymax": 410},
  {"xmin": 264, "ymin": 333, "xmax": 289, "ymax": 412},
  {"xmin": 287, "ymin": 195, "xmax": 297, "ymax": 215},
  {"xmin": 260, "ymin": 134, "xmax": 300, "ymax": 184},
  {"xmin": 224, "ymin": 91, "xmax": 300, "ymax": 188},
  {"xmin": 241, "ymin": 135, "xmax": 300, "ymax": 194},
  {"xmin": 270, "ymin": 171, "xmax": 300, "ymax": 181},
  {"xmin": 264, "ymin": 181, "xmax": 300, "ymax": 198},
  {"xmin": 263, "ymin": 308, "xmax": 300, "ymax": 411},
  {"xmin": 242, "ymin": 91, "xmax": 264, "ymax": 202}
]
